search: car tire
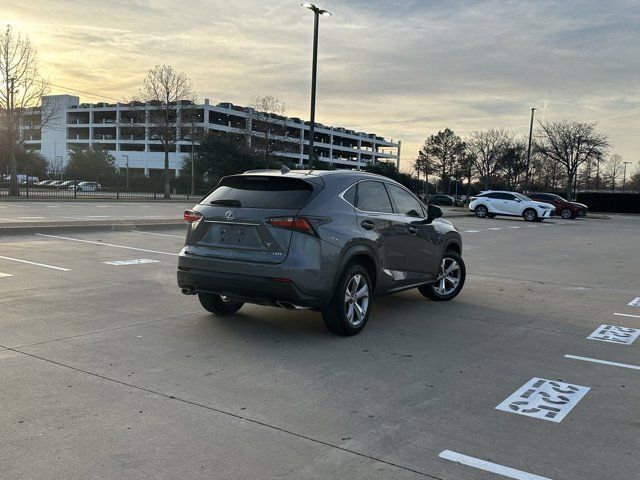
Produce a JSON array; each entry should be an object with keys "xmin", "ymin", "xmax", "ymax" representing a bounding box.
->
[
  {"xmin": 419, "ymin": 250, "xmax": 466, "ymax": 301},
  {"xmin": 474, "ymin": 205, "xmax": 488, "ymax": 218},
  {"xmin": 322, "ymin": 263, "xmax": 372, "ymax": 336},
  {"xmin": 560, "ymin": 208, "xmax": 573, "ymax": 219},
  {"xmin": 198, "ymin": 293, "xmax": 243, "ymax": 315},
  {"xmin": 523, "ymin": 208, "xmax": 538, "ymax": 222}
]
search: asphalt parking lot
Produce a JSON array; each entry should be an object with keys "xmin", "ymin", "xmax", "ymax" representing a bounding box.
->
[{"xmin": 1, "ymin": 213, "xmax": 639, "ymax": 479}]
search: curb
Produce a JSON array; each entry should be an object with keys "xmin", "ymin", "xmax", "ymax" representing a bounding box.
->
[{"xmin": 0, "ymin": 218, "xmax": 185, "ymax": 236}]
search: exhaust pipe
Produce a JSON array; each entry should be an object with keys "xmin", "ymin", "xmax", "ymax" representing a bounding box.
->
[
  {"xmin": 181, "ymin": 288, "xmax": 196, "ymax": 295},
  {"xmin": 276, "ymin": 301, "xmax": 308, "ymax": 310}
]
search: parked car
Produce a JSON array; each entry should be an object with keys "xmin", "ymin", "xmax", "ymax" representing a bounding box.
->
[
  {"xmin": 177, "ymin": 169, "xmax": 465, "ymax": 336},
  {"xmin": 429, "ymin": 194, "xmax": 455, "ymax": 206},
  {"xmin": 69, "ymin": 181, "xmax": 102, "ymax": 192},
  {"xmin": 48, "ymin": 180, "xmax": 64, "ymax": 188},
  {"xmin": 56, "ymin": 180, "xmax": 75, "ymax": 189},
  {"xmin": 526, "ymin": 193, "xmax": 587, "ymax": 219},
  {"xmin": 469, "ymin": 191, "xmax": 555, "ymax": 222},
  {"xmin": 34, "ymin": 180, "xmax": 54, "ymax": 186}
]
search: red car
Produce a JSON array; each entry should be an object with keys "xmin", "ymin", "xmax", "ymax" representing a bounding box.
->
[{"xmin": 526, "ymin": 193, "xmax": 588, "ymax": 219}]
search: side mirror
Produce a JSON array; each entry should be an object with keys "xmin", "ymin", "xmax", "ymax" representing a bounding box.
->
[{"xmin": 427, "ymin": 204, "xmax": 443, "ymax": 220}]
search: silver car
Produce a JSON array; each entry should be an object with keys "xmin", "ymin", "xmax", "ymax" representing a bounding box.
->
[{"xmin": 178, "ymin": 169, "xmax": 465, "ymax": 336}]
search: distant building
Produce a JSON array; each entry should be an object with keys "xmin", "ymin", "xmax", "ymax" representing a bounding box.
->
[{"xmin": 23, "ymin": 95, "xmax": 401, "ymax": 176}]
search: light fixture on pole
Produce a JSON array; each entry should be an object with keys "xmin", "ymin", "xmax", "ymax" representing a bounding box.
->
[
  {"xmin": 524, "ymin": 106, "xmax": 537, "ymax": 193},
  {"xmin": 301, "ymin": 3, "xmax": 331, "ymax": 169},
  {"xmin": 623, "ymin": 161, "xmax": 631, "ymax": 191}
]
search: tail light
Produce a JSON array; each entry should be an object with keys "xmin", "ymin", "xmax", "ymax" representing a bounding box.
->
[
  {"xmin": 268, "ymin": 216, "xmax": 316, "ymax": 236},
  {"xmin": 184, "ymin": 210, "xmax": 203, "ymax": 223}
]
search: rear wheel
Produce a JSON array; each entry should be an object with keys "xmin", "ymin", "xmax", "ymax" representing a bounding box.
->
[
  {"xmin": 419, "ymin": 250, "xmax": 466, "ymax": 301},
  {"xmin": 560, "ymin": 208, "xmax": 573, "ymax": 219},
  {"xmin": 523, "ymin": 208, "xmax": 537, "ymax": 222},
  {"xmin": 474, "ymin": 205, "xmax": 488, "ymax": 218},
  {"xmin": 322, "ymin": 264, "xmax": 372, "ymax": 336},
  {"xmin": 198, "ymin": 293, "xmax": 244, "ymax": 315}
]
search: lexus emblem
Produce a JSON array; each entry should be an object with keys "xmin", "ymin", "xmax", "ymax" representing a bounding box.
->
[{"xmin": 225, "ymin": 211, "xmax": 235, "ymax": 220}]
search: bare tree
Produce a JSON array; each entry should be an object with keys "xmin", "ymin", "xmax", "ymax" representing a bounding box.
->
[
  {"xmin": 418, "ymin": 128, "xmax": 465, "ymax": 190},
  {"xmin": 469, "ymin": 128, "xmax": 511, "ymax": 190},
  {"xmin": 458, "ymin": 149, "xmax": 477, "ymax": 200},
  {"xmin": 499, "ymin": 137, "xmax": 527, "ymax": 191},
  {"xmin": 604, "ymin": 153, "xmax": 624, "ymax": 191},
  {"xmin": 534, "ymin": 120, "xmax": 609, "ymax": 200},
  {"xmin": 414, "ymin": 151, "xmax": 436, "ymax": 199},
  {"xmin": 136, "ymin": 65, "xmax": 195, "ymax": 198},
  {"xmin": 245, "ymin": 95, "xmax": 290, "ymax": 169},
  {"xmin": 0, "ymin": 25, "xmax": 55, "ymax": 195}
]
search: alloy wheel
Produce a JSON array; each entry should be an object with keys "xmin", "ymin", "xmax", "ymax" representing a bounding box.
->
[
  {"xmin": 524, "ymin": 210, "xmax": 536, "ymax": 221},
  {"xmin": 344, "ymin": 274, "xmax": 370, "ymax": 327},
  {"xmin": 561, "ymin": 209, "xmax": 572, "ymax": 219},
  {"xmin": 435, "ymin": 257, "xmax": 462, "ymax": 296}
]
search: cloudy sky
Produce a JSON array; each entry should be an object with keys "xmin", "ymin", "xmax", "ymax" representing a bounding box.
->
[{"xmin": 3, "ymin": 0, "xmax": 639, "ymax": 169}]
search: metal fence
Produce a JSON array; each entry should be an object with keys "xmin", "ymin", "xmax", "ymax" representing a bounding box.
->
[{"xmin": 0, "ymin": 175, "xmax": 210, "ymax": 200}]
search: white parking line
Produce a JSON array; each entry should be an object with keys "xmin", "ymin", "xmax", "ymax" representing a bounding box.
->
[
  {"xmin": 565, "ymin": 354, "xmax": 640, "ymax": 371},
  {"xmin": 17, "ymin": 216, "xmax": 45, "ymax": 219},
  {"xmin": 0, "ymin": 255, "xmax": 70, "ymax": 271},
  {"xmin": 439, "ymin": 450, "xmax": 552, "ymax": 480},
  {"xmin": 489, "ymin": 227, "xmax": 502, "ymax": 231},
  {"xmin": 627, "ymin": 297, "xmax": 640, "ymax": 307},
  {"xmin": 508, "ymin": 226, "xmax": 521, "ymax": 229},
  {"xmin": 614, "ymin": 312, "xmax": 640, "ymax": 319},
  {"xmin": 132, "ymin": 230, "xmax": 184, "ymax": 238},
  {"xmin": 0, "ymin": 272, "xmax": 14, "ymax": 278},
  {"xmin": 464, "ymin": 230, "xmax": 480, "ymax": 233},
  {"xmin": 35, "ymin": 233, "xmax": 179, "ymax": 256}
]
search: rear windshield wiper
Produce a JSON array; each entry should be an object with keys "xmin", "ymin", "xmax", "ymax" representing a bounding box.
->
[{"xmin": 210, "ymin": 199, "xmax": 241, "ymax": 207}]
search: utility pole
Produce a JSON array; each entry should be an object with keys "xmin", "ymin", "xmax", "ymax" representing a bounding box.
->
[
  {"xmin": 595, "ymin": 155, "xmax": 601, "ymax": 191},
  {"xmin": 623, "ymin": 161, "xmax": 632, "ymax": 191},
  {"xmin": 302, "ymin": 3, "xmax": 331, "ymax": 169},
  {"xmin": 524, "ymin": 106, "xmax": 537, "ymax": 193},
  {"xmin": 190, "ymin": 119, "xmax": 196, "ymax": 196}
]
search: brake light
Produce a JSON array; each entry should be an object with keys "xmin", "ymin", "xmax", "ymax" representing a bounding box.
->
[
  {"xmin": 184, "ymin": 210, "xmax": 203, "ymax": 223},
  {"xmin": 268, "ymin": 216, "xmax": 316, "ymax": 236}
]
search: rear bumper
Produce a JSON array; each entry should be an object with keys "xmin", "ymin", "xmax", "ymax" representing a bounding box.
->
[{"xmin": 177, "ymin": 268, "xmax": 328, "ymax": 309}]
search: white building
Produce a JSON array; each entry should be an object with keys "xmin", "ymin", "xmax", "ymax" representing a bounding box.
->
[{"xmin": 24, "ymin": 95, "xmax": 401, "ymax": 176}]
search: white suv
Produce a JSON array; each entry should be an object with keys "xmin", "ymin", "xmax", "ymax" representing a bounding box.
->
[{"xmin": 469, "ymin": 191, "xmax": 555, "ymax": 222}]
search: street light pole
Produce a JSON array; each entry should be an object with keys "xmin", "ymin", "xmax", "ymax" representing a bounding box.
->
[
  {"xmin": 302, "ymin": 3, "xmax": 331, "ymax": 169},
  {"xmin": 524, "ymin": 106, "xmax": 537, "ymax": 193},
  {"xmin": 122, "ymin": 154, "xmax": 129, "ymax": 190},
  {"xmin": 623, "ymin": 161, "xmax": 632, "ymax": 191}
]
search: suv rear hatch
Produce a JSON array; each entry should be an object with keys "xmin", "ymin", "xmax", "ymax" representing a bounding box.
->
[{"xmin": 186, "ymin": 174, "xmax": 320, "ymax": 264}]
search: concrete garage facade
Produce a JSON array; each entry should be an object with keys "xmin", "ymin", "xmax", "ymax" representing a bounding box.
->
[{"xmin": 24, "ymin": 95, "xmax": 401, "ymax": 176}]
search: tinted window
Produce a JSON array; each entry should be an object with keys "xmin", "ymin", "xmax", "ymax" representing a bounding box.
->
[
  {"xmin": 356, "ymin": 181, "xmax": 393, "ymax": 213},
  {"xmin": 203, "ymin": 176, "xmax": 313, "ymax": 209},
  {"xmin": 343, "ymin": 184, "xmax": 357, "ymax": 205},
  {"xmin": 492, "ymin": 192, "xmax": 514, "ymax": 200},
  {"xmin": 386, "ymin": 184, "xmax": 423, "ymax": 217}
]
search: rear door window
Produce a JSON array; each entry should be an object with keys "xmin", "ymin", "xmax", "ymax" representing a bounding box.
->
[
  {"xmin": 202, "ymin": 176, "xmax": 313, "ymax": 209},
  {"xmin": 356, "ymin": 181, "xmax": 394, "ymax": 213}
]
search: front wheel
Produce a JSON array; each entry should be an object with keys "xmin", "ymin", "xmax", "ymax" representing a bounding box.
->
[
  {"xmin": 560, "ymin": 208, "xmax": 573, "ymax": 219},
  {"xmin": 419, "ymin": 250, "xmax": 466, "ymax": 301},
  {"xmin": 523, "ymin": 208, "xmax": 538, "ymax": 222},
  {"xmin": 322, "ymin": 264, "xmax": 372, "ymax": 336},
  {"xmin": 198, "ymin": 293, "xmax": 244, "ymax": 315}
]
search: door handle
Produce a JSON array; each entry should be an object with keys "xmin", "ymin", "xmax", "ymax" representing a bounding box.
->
[
  {"xmin": 407, "ymin": 226, "xmax": 418, "ymax": 235},
  {"xmin": 361, "ymin": 220, "xmax": 375, "ymax": 230}
]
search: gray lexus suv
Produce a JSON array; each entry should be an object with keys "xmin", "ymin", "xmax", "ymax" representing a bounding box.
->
[{"xmin": 177, "ymin": 169, "xmax": 465, "ymax": 335}]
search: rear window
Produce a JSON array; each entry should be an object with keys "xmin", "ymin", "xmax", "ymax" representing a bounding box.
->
[{"xmin": 203, "ymin": 176, "xmax": 313, "ymax": 209}]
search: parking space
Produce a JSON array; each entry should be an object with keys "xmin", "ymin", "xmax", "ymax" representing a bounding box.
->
[{"xmin": 1, "ymin": 215, "xmax": 639, "ymax": 479}]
